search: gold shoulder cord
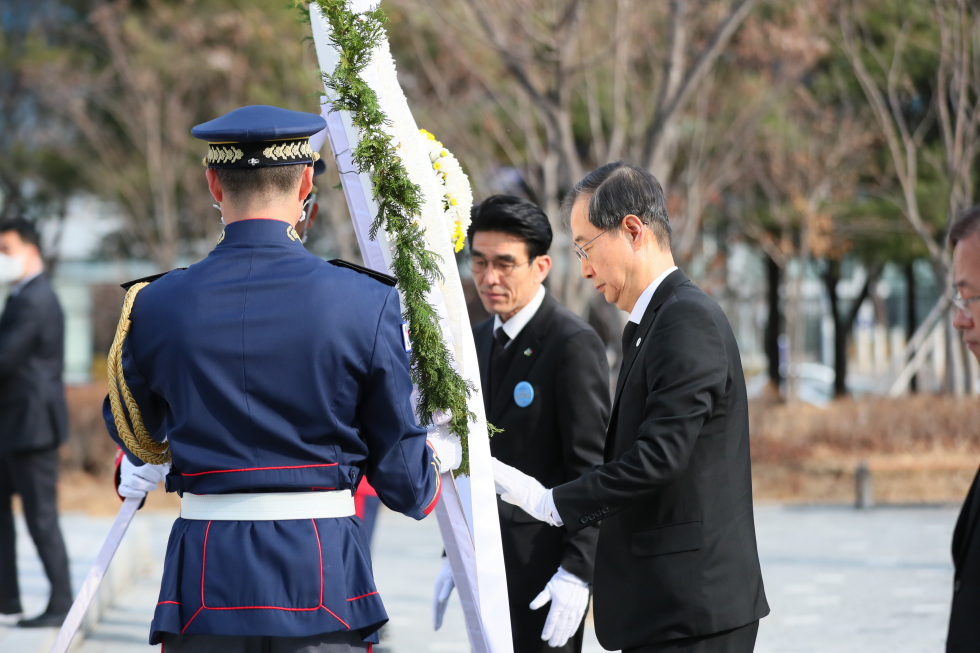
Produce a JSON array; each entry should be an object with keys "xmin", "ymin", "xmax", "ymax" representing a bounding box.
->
[{"xmin": 107, "ymin": 282, "xmax": 172, "ymax": 464}]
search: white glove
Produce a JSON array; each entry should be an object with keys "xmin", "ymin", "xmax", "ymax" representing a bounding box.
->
[
  {"xmin": 431, "ymin": 557, "xmax": 454, "ymax": 630},
  {"xmin": 118, "ymin": 456, "xmax": 170, "ymax": 499},
  {"xmin": 530, "ymin": 567, "xmax": 590, "ymax": 648},
  {"xmin": 427, "ymin": 412, "xmax": 461, "ymax": 472},
  {"xmin": 491, "ymin": 458, "xmax": 562, "ymax": 527}
]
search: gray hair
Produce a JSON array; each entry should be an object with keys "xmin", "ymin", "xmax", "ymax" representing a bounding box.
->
[
  {"xmin": 561, "ymin": 160, "xmax": 671, "ymax": 250},
  {"xmin": 950, "ymin": 204, "xmax": 980, "ymax": 248}
]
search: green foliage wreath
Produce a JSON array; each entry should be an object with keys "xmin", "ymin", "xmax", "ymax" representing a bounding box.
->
[{"xmin": 302, "ymin": 0, "xmax": 475, "ymax": 476}]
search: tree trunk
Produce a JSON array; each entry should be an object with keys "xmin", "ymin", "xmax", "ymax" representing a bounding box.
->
[
  {"xmin": 822, "ymin": 260, "xmax": 849, "ymax": 397},
  {"xmin": 904, "ymin": 261, "xmax": 917, "ymax": 392},
  {"xmin": 764, "ymin": 254, "xmax": 782, "ymax": 391}
]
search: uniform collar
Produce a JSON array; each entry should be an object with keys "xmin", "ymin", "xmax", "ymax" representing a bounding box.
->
[
  {"xmin": 628, "ymin": 266, "xmax": 678, "ymax": 324},
  {"xmin": 493, "ymin": 285, "xmax": 546, "ymax": 343},
  {"xmin": 216, "ymin": 218, "xmax": 304, "ymax": 247}
]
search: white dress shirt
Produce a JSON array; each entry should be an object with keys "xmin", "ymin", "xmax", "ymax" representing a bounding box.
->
[
  {"xmin": 628, "ymin": 266, "xmax": 678, "ymax": 324},
  {"xmin": 493, "ymin": 285, "xmax": 546, "ymax": 344}
]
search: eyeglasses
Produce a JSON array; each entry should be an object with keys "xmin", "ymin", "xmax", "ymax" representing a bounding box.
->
[
  {"xmin": 470, "ymin": 255, "xmax": 534, "ymax": 277},
  {"xmin": 952, "ymin": 288, "xmax": 980, "ymax": 312},
  {"xmin": 574, "ymin": 230, "xmax": 609, "ymax": 262}
]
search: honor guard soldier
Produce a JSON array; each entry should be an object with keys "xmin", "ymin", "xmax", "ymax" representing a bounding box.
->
[{"xmin": 102, "ymin": 105, "xmax": 444, "ymax": 652}]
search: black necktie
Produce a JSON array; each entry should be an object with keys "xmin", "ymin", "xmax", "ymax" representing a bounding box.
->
[
  {"xmin": 488, "ymin": 327, "xmax": 511, "ymax": 407},
  {"xmin": 622, "ymin": 321, "xmax": 638, "ymax": 358},
  {"xmin": 492, "ymin": 327, "xmax": 511, "ymax": 360}
]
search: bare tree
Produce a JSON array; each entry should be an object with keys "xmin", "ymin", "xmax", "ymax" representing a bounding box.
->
[
  {"xmin": 672, "ymin": 1, "xmax": 837, "ymax": 265},
  {"xmin": 737, "ymin": 84, "xmax": 876, "ymax": 399},
  {"xmin": 837, "ymin": 0, "xmax": 980, "ymax": 394},
  {"xmin": 642, "ymin": 0, "xmax": 758, "ymax": 180},
  {"xmin": 24, "ymin": 0, "xmax": 320, "ymax": 269},
  {"xmin": 388, "ymin": 0, "xmax": 758, "ymax": 314}
]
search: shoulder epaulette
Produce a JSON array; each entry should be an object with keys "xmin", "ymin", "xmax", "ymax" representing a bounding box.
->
[
  {"xmin": 328, "ymin": 259, "xmax": 396, "ymax": 287},
  {"xmin": 120, "ymin": 268, "xmax": 186, "ymax": 290}
]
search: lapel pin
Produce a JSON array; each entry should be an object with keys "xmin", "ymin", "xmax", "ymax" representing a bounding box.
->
[
  {"xmin": 636, "ymin": 338, "xmax": 641, "ymax": 346},
  {"xmin": 524, "ymin": 348, "xmax": 532, "ymax": 356}
]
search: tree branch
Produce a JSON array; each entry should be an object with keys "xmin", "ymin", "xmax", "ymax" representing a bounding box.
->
[{"xmin": 643, "ymin": 0, "xmax": 758, "ymax": 171}]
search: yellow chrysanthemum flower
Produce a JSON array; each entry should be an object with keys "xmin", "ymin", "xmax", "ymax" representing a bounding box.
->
[{"xmin": 452, "ymin": 220, "xmax": 465, "ymax": 252}]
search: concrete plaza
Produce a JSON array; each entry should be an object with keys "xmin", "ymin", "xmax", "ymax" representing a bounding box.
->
[{"xmin": 0, "ymin": 502, "xmax": 960, "ymax": 652}]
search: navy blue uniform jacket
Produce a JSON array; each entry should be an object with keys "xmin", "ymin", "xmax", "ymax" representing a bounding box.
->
[{"xmin": 102, "ymin": 219, "xmax": 441, "ymax": 645}]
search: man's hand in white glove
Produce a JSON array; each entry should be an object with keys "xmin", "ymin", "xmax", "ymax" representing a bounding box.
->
[
  {"xmin": 530, "ymin": 567, "xmax": 590, "ymax": 648},
  {"xmin": 427, "ymin": 410, "xmax": 461, "ymax": 473},
  {"xmin": 118, "ymin": 456, "xmax": 170, "ymax": 499},
  {"xmin": 431, "ymin": 557, "xmax": 454, "ymax": 630},
  {"xmin": 491, "ymin": 458, "xmax": 562, "ymax": 527}
]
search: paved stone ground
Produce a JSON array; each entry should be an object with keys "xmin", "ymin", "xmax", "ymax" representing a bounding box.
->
[
  {"xmin": 754, "ymin": 504, "xmax": 958, "ymax": 653},
  {"xmin": 0, "ymin": 503, "xmax": 961, "ymax": 653},
  {"xmin": 0, "ymin": 513, "xmax": 141, "ymax": 653},
  {"xmin": 0, "ymin": 513, "xmax": 167, "ymax": 653}
]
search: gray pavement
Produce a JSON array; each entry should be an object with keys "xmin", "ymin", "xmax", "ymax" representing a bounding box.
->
[
  {"xmin": 0, "ymin": 503, "xmax": 961, "ymax": 652},
  {"xmin": 754, "ymin": 504, "xmax": 958, "ymax": 653}
]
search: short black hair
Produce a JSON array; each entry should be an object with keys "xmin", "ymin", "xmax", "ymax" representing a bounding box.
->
[
  {"xmin": 468, "ymin": 195, "xmax": 553, "ymax": 259},
  {"xmin": 561, "ymin": 160, "xmax": 671, "ymax": 250},
  {"xmin": 950, "ymin": 204, "xmax": 980, "ymax": 248},
  {"xmin": 215, "ymin": 164, "xmax": 308, "ymax": 207},
  {"xmin": 0, "ymin": 218, "xmax": 41, "ymax": 252}
]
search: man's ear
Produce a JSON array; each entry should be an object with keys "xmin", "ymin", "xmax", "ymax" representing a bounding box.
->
[
  {"xmin": 622, "ymin": 214, "xmax": 645, "ymax": 250},
  {"xmin": 533, "ymin": 254, "xmax": 552, "ymax": 283},
  {"xmin": 298, "ymin": 166, "xmax": 314, "ymax": 202},
  {"xmin": 206, "ymin": 169, "xmax": 223, "ymax": 203}
]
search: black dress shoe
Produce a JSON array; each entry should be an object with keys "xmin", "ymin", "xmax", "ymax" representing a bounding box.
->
[
  {"xmin": 0, "ymin": 598, "xmax": 22, "ymax": 615},
  {"xmin": 17, "ymin": 611, "xmax": 68, "ymax": 628}
]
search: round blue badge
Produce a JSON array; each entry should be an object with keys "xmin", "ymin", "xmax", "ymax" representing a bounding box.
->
[{"xmin": 514, "ymin": 381, "xmax": 534, "ymax": 408}]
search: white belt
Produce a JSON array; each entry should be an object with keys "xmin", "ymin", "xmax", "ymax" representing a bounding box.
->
[{"xmin": 180, "ymin": 491, "xmax": 356, "ymax": 521}]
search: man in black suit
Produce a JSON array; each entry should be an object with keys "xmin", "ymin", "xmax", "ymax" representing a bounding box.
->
[
  {"xmin": 493, "ymin": 162, "xmax": 769, "ymax": 653},
  {"xmin": 0, "ymin": 218, "xmax": 72, "ymax": 628},
  {"xmin": 947, "ymin": 205, "xmax": 980, "ymax": 652},
  {"xmin": 432, "ymin": 196, "xmax": 610, "ymax": 652}
]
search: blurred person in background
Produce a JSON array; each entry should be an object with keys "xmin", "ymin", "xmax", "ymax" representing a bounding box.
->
[
  {"xmin": 947, "ymin": 205, "xmax": 980, "ymax": 652},
  {"xmin": 432, "ymin": 196, "xmax": 610, "ymax": 652},
  {"xmin": 0, "ymin": 218, "xmax": 72, "ymax": 628}
]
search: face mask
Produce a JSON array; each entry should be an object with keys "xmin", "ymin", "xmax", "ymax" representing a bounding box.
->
[{"xmin": 0, "ymin": 253, "xmax": 24, "ymax": 284}]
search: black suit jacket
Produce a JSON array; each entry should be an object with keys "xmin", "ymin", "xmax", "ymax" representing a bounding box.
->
[
  {"xmin": 0, "ymin": 274, "xmax": 68, "ymax": 454},
  {"xmin": 476, "ymin": 291, "xmax": 609, "ymax": 651},
  {"xmin": 948, "ymin": 467, "xmax": 980, "ymax": 652},
  {"xmin": 553, "ymin": 270, "xmax": 769, "ymax": 651}
]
